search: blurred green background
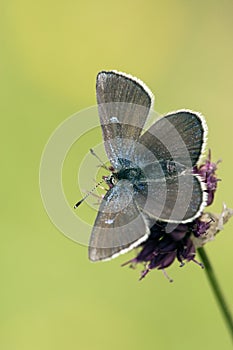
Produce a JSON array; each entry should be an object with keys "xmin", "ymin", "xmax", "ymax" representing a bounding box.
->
[{"xmin": 1, "ymin": 0, "xmax": 233, "ymax": 349}]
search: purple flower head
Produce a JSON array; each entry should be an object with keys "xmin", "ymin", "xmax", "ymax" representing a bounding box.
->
[{"xmin": 124, "ymin": 222, "xmax": 199, "ymax": 281}]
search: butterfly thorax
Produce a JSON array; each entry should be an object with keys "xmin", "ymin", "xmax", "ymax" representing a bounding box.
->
[
  {"xmin": 116, "ymin": 167, "xmax": 145, "ymax": 184},
  {"xmin": 104, "ymin": 158, "xmax": 146, "ymax": 194}
]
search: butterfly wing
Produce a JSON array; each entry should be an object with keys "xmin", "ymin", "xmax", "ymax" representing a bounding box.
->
[
  {"xmin": 139, "ymin": 110, "xmax": 207, "ymax": 167},
  {"xmin": 89, "ymin": 180, "xmax": 150, "ymax": 261},
  {"xmin": 96, "ymin": 71, "xmax": 153, "ymax": 169},
  {"xmin": 135, "ymin": 170, "xmax": 207, "ymax": 223},
  {"xmin": 133, "ymin": 110, "xmax": 207, "ymax": 222}
]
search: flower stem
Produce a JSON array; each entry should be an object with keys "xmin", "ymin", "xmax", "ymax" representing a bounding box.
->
[{"xmin": 198, "ymin": 246, "xmax": 233, "ymax": 343}]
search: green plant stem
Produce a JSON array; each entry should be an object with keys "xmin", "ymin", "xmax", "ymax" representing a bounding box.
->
[{"xmin": 198, "ymin": 246, "xmax": 233, "ymax": 343}]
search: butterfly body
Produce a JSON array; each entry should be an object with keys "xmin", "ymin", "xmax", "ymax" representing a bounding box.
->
[{"xmin": 115, "ymin": 159, "xmax": 145, "ymax": 182}]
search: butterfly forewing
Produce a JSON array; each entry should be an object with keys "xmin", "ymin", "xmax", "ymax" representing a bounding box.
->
[
  {"xmin": 96, "ymin": 71, "xmax": 153, "ymax": 169},
  {"xmin": 139, "ymin": 110, "xmax": 207, "ymax": 167}
]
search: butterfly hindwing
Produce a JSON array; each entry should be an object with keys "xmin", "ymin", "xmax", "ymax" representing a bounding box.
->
[
  {"xmin": 134, "ymin": 172, "xmax": 206, "ymax": 223},
  {"xmin": 89, "ymin": 180, "xmax": 150, "ymax": 261}
]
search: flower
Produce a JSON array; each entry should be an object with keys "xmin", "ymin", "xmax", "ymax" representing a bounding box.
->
[
  {"xmin": 192, "ymin": 204, "xmax": 233, "ymax": 248},
  {"xmin": 125, "ymin": 222, "xmax": 197, "ymax": 281},
  {"xmin": 193, "ymin": 150, "xmax": 221, "ymax": 206},
  {"xmin": 123, "ymin": 152, "xmax": 233, "ymax": 280}
]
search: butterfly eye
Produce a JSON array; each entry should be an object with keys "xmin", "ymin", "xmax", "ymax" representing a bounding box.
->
[
  {"xmin": 110, "ymin": 175, "xmax": 117, "ymax": 186},
  {"xmin": 103, "ymin": 174, "xmax": 117, "ymax": 188}
]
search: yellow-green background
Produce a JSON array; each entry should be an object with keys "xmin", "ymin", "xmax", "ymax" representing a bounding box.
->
[{"xmin": 1, "ymin": 1, "xmax": 233, "ymax": 349}]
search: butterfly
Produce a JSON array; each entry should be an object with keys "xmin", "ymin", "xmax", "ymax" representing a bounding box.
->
[{"xmin": 87, "ymin": 71, "xmax": 208, "ymax": 261}]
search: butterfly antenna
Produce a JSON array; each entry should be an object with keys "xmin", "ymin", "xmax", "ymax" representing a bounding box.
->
[
  {"xmin": 162, "ymin": 269, "xmax": 174, "ymax": 283},
  {"xmin": 90, "ymin": 148, "xmax": 109, "ymax": 170},
  {"xmin": 74, "ymin": 179, "xmax": 104, "ymax": 209}
]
